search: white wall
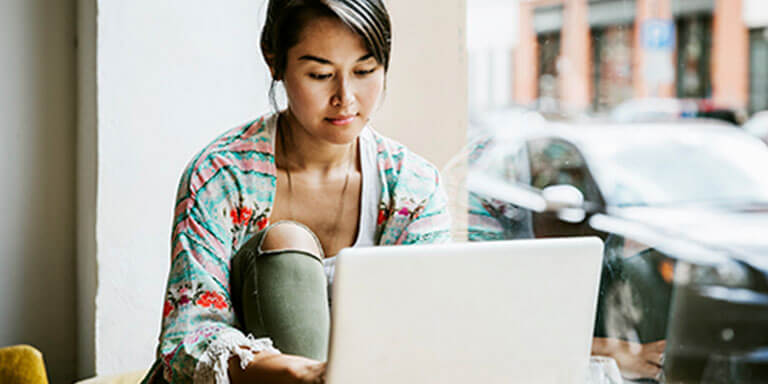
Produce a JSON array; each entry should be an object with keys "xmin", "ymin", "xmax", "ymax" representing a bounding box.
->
[
  {"xmin": 0, "ymin": 1, "xmax": 77, "ymax": 383},
  {"xmin": 79, "ymin": 0, "xmax": 467, "ymax": 377},
  {"xmin": 78, "ymin": 0, "xmax": 273, "ymax": 376}
]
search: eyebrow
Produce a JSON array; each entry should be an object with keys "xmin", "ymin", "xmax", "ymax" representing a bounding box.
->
[{"xmin": 297, "ymin": 53, "xmax": 375, "ymax": 65}]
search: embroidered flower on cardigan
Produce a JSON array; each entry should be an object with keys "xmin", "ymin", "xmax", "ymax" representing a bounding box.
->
[
  {"xmin": 165, "ymin": 283, "xmax": 230, "ymax": 316},
  {"xmin": 227, "ymin": 202, "xmax": 270, "ymax": 235},
  {"xmin": 163, "ymin": 300, "xmax": 174, "ymax": 317},
  {"xmin": 377, "ymin": 209, "xmax": 387, "ymax": 225},
  {"xmin": 196, "ymin": 291, "xmax": 228, "ymax": 310},
  {"xmin": 256, "ymin": 215, "xmax": 269, "ymax": 231},
  {"xmin": 230, "ymin": 206, "xmax": 253, "ymax": 226},
  {"xmin": 227, "ymin": 203, "xmax": 271, "ymax": 252}
]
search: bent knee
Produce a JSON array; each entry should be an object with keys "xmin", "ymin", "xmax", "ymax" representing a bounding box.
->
[{"xmin": 261, "ymin": 221, "xmax": 323, "ymax": 257}]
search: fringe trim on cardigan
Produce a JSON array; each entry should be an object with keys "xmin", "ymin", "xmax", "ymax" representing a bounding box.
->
[{"xmin": 193, "ymin": 331, "xmax": 279, "ymax": 384}]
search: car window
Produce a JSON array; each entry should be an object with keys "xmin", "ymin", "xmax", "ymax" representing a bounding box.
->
[{"xmin": 527, "ymin": 137, "xmax": 602, "ymax": 204}]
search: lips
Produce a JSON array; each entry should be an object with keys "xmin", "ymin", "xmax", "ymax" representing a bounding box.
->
[{"xmin": 325, "ymin": 115, "xmax": 356, "ymax": 126}]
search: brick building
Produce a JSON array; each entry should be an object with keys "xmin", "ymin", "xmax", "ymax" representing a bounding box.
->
[{"xmin": 507, "ymin": 0, "xmax": 768, "ymax": 114}]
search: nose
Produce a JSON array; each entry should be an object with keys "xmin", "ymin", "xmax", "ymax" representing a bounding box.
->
[{"xmin": 331, "ymin": 75, "xmax": 355, "ymax": 108}]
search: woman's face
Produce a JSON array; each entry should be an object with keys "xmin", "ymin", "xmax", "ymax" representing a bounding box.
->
[{"xmin": 280, "ymin": 16, "xmax": 385, "ymax": 145}]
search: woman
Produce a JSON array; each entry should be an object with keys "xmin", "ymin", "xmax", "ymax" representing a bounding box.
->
[{"xmin": 142, "ymin": 1, "xmax": 451, "ymax": 383}]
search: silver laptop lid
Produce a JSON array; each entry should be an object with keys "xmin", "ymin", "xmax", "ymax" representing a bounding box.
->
[{"xmin": 326, "ymin": 237, "xmax": 603, "ymax": 384}]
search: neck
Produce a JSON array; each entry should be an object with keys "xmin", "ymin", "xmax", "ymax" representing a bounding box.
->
[{"xmin": 276, "ymin": 110, "xmax": 357, "ymax": 174}]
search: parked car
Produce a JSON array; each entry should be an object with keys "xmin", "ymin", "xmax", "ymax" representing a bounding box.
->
[{"xmin": 465, "ymin": 118, "xmax": 768, "ymax": 382}]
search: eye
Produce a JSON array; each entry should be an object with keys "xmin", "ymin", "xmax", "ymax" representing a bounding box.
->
[
  {"xmin": 309, "ymin": 73, "xmax": 332, "ymax": 80},
  {"xmin": 355, "ymin": 68, "xmax": 377, "ymax": 76}
]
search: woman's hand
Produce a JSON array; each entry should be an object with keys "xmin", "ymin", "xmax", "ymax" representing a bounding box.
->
[
  {"xmin": 229, "ymin": 351, "xmax": 326, "ymax": 384},
  {"xmin": 286, "ymin": 356, "xmax": 326, "ymax": 384},
  {"xmin": 591, "ymin": 337, "xmax": 666, "ymax": 380}
]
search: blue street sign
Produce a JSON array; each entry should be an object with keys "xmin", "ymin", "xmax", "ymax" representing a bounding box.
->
[{"xmin": 642, "ymin": 19, "xmax": 675, "ymax": 50}]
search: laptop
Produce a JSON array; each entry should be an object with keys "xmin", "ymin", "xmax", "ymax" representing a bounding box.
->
[{"xmin": 325, "ymin": 237, "xmax": 603, "ymax": 384}]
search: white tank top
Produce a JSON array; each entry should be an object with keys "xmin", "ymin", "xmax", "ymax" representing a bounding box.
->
[
  {"xmin": 351, "ymin": 125, "xmax": 381, "ymax": 248},
  {"xmin": 323, "ymin": 125, "xmax": 381, "ymax": 300}
]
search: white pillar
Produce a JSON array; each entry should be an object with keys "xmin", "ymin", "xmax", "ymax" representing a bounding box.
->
[
  {"xmin": 376, "ymin": 0, "xmax": 468, "ymax": 168},
  {"xmin": 77, "ymin": 0, "xmax": 272, "ymax": 376}
]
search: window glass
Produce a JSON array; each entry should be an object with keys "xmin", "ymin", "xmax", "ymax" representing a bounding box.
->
[{"xmin": 464, "ymin": 0, "xmax": 768, "ymax": 381}]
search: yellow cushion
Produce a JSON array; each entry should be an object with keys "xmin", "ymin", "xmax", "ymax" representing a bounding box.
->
[
  {"xmin": 0, "ymin": 344, "xmax": 49, "ymax": 384},
  {"xmin": 75, "ymin": 370, "xmax": 148, "ymax": 384}
]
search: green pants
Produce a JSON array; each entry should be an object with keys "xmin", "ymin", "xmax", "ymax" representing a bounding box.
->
[{"xmin": 230, "ymin": 221, "xmax": 330, "ymax": 361}]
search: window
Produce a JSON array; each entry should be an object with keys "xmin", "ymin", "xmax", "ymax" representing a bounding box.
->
[
  {"xmin": 466, "ymin": 0, "xmax": 768, "ymax": 381},
  {"xmin": 675, "ymin": 14, "xmax": 712, "ymax": 99}
]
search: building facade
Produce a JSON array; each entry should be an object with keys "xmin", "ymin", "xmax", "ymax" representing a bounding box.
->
[{"xmin": 513, "ymin": 0, "xmax": 767, "ymax": 114}]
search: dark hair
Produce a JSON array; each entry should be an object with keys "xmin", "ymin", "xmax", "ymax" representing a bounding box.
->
[{"xmin": 261, "ymin": 0, "xmax": 392, "ymax": 109}]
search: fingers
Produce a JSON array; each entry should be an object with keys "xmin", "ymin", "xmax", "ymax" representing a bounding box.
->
[
  {"xmin": 307, "ymin": 361, "xmax": 326, "ymax": 384},
  {"xmin": 319, "ymin": 362, "xmax": 327, "ymax": 384},
  {"xmin": 644, "ymin": 340, "xmax": 666, "ymax": 367},
  {"xmin": 640, "ymin": 361, "xmax": 663, "ymax": 380},
  {"xmin": 619, "ymin": 360, "xmax": 661, "ymax": 381},
  {"xmin": 644, "ymin": 350, "xmax": 664, "ymax": 366}
]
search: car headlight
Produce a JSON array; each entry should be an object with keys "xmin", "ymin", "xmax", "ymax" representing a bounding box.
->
[{"xmin": 676, "ymin": 260, "xmax": 753, "ymax": 288}]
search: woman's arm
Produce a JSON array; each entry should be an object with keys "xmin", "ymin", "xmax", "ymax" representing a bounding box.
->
[
  {"xmin": 156, "ymin": 143, "xmax": 282, "ymax": 383},
  {"xmin": 157, "ymin": 195, "xmax": 279, "ymax": 382}
]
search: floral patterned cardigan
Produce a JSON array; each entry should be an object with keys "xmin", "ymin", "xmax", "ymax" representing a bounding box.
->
[{"xmin": 142, "ymin": 113, "xmax": 452, "ymax": 384}]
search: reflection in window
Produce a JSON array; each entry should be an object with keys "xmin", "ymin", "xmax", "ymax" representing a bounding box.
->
[
  {"xmin": 537, "ymin": 32, "xmax": 561, "ymax": 112},
  {"xmin": 675, "ymin": 14, "xmax": 712, "ymax": 99},
  {"xmin": 466, "ymin": 0, "xmax": 768, "ymax": 381},
  {"xmin": 749, "ymin": 28, "xmax": 768, "ymax": 113},
  {"xmin": 529, "ymin": 138, "xmax": 586, "ymax": 191},
  {"xmin": 592, "ymin": 25, "xmax": 634, "ymax": 111}
]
